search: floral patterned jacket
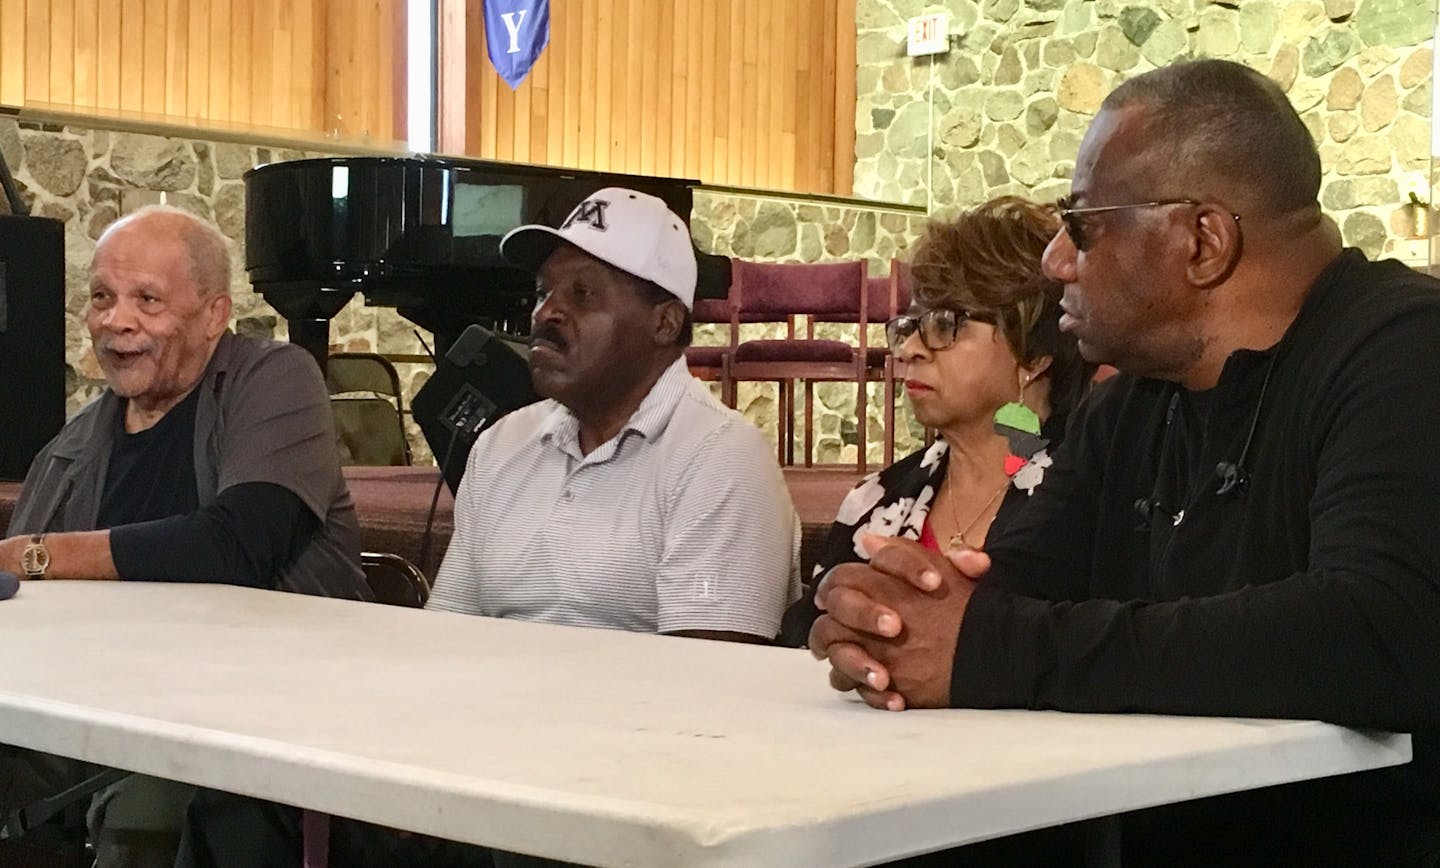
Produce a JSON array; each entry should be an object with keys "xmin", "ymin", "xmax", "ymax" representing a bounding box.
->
[{"xmin": 777, "ymin": 420, "xmax": 1061, "ymax": 648}]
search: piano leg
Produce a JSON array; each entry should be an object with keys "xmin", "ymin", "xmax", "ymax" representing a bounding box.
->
[{"xmin": 289, "ymin": 317, "xmax": 334, "ymax": 372}]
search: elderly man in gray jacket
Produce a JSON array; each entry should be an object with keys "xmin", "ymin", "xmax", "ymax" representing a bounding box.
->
[{"xmin": 0, "ymin": 205, "xmax": 368, "ymax": 866}]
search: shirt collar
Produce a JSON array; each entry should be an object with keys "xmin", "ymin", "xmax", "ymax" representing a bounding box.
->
[{"xmin": 538, "ymin": 356, "xmax": 693, "ymax": 458}]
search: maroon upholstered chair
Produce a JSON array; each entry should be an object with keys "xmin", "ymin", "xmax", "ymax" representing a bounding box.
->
[
  {"xmin": 722, "ymin": 259, "xmax": 870, "ymax": 471},
  {"xmin": 684, "ymin": 296, "xmax": 736, "ymax": 384},
  {"xmin": 817, "ymin": 260, "xmax": 911, "ymax": 466}
]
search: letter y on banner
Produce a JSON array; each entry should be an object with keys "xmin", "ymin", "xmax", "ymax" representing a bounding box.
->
[{"xmin": 484, "ymin": 0, "xmax": 550, "ymax": 90}]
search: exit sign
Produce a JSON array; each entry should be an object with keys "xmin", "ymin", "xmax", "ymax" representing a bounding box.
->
[{"xmin": 907, "ymin": 13, "xmax": 950, "ymax": 56}]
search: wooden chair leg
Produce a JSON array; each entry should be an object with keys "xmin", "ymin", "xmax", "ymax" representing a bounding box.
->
[
  {"xmin": 803, "ymin": 380, "xmax": 815, "ymax": 468},
  {"xmin": 789, "ymin": 380, "xmax": 800, "ymax": 469},
  {"xmin": 856, "ymin": 371, "xmax": 869, "ymax": 474},
  {"xmin": 883, "ymin": 365, "xmax": 896, "ymax": 467}
]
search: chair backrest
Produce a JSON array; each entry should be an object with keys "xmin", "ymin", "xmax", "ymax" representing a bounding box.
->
[
  {"xmin": 731, "ymin": 260, "xmax": 868, "ymax": 320},
  {"xmin": 332, "ymin": 398, "xmax": 410, "ymax": 465},
  {"xmin": 327, "ymin": 353, "xmax": 402, "ymax": 398},
  {"xmin": 820, "ymin": 260, "xmax": 911, "ymax": 324},
  {"xmin": 691, "ymin": 296, "xmax": 733, "ymax": 324},
  {"xmin": 361, "ymin": 551, "xmax": 430, "ymax": 608},
  {"xmin": 327, "ymin": 352, "xmax": 411, "ymax": 466}
]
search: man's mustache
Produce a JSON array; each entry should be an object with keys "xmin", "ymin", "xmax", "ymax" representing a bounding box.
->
[
  {"xmin": 528, "ymin": 327, "xmax": 568, "ymax": 352},
  {"xmin": 96, "ymin": 338, "xmax": 153, "ymax": 356}
]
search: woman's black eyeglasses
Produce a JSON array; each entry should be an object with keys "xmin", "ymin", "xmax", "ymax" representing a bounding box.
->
[
  {"xmin": 885, "ymin": 308, "xmax": 992, "ymax": 354},
  {"xmin": 1055, "ymin": 195, "xmax": 1203, "ymax": 251}
]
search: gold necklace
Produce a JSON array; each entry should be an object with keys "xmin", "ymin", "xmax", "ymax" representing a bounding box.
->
[{"xmin": 947, "ymin": 479, "xmax": 1011, "ymax": 551}]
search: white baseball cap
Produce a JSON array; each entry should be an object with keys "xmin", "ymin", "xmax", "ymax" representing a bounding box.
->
[{"xmin": 500, "ymin": 187, "xmax": 698, "ymax": 309}]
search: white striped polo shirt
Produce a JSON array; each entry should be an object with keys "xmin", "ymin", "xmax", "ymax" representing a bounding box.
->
[{"xmin": 426, "ymin": 356, "xmax": 800, "ymax": 638}]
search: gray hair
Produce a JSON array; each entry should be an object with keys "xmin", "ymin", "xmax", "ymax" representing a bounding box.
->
[
  {"xmin": 98, "ymin": 204, "xmax": 232, "ymax": 297},
  {"xmin": 1102, "ymin": 59, "xmax": 1321, "ymax": 216}
]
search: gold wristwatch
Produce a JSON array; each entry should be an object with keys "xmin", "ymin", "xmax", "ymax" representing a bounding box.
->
[{"xmin": 20, "ymin": 534, "xmax": 49, "ymax": 580}]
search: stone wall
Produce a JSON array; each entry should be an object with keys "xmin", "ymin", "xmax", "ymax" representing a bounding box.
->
[
  {"xmin": 856, "ymin": 0, "xmax": 1434, "ymax": 263},
  {"xmin": 1, "ymin": 113, "xmax": 927, "ymax": 466}
]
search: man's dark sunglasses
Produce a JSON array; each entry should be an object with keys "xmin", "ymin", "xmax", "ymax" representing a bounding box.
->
[
  {"xmin": 885, "ymin": 308, "xmax": 993, "ymax": 355},
  {"xmin": 1055, "ymin": 195, "xmax": 1207, "ymax": 251}
]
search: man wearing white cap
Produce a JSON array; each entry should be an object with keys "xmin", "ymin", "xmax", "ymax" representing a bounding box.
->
[
  {"xmin": 178, "ymin": 189, "xmax": 800, "ymax": 867},
  {"xmin": 423, "ymin": 186, "xmax": 799, "ymax": 642}
]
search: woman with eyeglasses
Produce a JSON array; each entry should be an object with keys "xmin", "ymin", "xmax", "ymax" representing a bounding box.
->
[{"xmin": 779, "ymin": 196, "xmax": 1094, "ymax": 648}]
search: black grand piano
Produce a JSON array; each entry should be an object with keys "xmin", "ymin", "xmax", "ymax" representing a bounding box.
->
[{"xmin": 244, "ymin": 156, "xmax": 730, "ymax": 367}]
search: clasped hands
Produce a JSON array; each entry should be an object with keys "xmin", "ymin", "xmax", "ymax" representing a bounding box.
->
[{"xmin": 808, "ymin": 534, "xmax": 987, "ymax": 711}]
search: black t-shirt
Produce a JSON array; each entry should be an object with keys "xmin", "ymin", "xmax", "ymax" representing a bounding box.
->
[
  {"xmin": 98, "ymin": 386, "xmax": 201, "ymax": 528},
  {"xmin": 98, "ymin": 387, "xmax": 320, "ymax": 587}
]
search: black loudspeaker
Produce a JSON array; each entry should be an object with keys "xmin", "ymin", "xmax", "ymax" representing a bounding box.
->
[
  {"xmin": 0, "ymin": 215, "xmax": 66, "ymax": 481},
  {"xmin": 412, "ymin": 325, "xmax": 540, "ymax": 494}
]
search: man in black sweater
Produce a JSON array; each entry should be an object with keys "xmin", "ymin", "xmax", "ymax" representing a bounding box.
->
[{"xmin": 811, "ymin": 59, "xmax": 1440, "ymax": 864}]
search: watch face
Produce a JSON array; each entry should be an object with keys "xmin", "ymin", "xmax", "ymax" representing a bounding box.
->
[{"xmin": 21, "ymin": 542, "xmax": 49, "ymax": 576}]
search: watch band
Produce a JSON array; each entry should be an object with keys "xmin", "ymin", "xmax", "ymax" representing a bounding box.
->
[{"xmin": 20, "ymin": 533, "xmax": 49, "ymax": 580}]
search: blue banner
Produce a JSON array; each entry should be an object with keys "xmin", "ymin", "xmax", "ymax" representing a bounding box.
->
[{"xmin": 484, "ymin": 0, "xmax": 550, "ymax": 90}]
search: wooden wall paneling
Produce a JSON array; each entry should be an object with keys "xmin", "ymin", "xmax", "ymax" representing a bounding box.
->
[
  {"xmin": 26, "ymin": 0, "xmax": 51, "ymax": 104},
  {"xmin": 94, "ymin": 0, "xmax": 120, "ymax": 111},
  {"xmin": 0, "ymin": 0, "xmax": 23, "ymax": 106},
  {"xmin": 118, "ymin": 0, "xmax": 142, "ymax": 113},
  {"xmin": 183, "ymin": 0, "xmax": 207, "ymax": 121},
  {"xmin": 740, "ymin": 0, "xmax": 759, "ymax": 188},
  {"xmin": 293, "ymin": 0, "xmax": 326, "ymax": 133},
  {"xmin": 725, "ymin": 0, "xmax": 745, "ymax": 185},
  {"xmin": 832, "ymin": 0, "xmax": 855, "ymax": 195},
  {"xmin": 528, "ymin": 16, "xmax": 550, "ymax": 165},
  {"xmin": 477, "ymin": 2, "xmax": 494, "ymax": 157},
  {"xmin": 229, "ymin": 0, "xmax": 251, "ymax": 125},
  {"xmin": 269, "ymin": 0, "xmax": 293, "ymax": 129},
  {"xmin": 708, "ymin": 0, "xmax": 731, "ymax": 183},
  {"xmin": 590, "ymin": 0, "xmax": 610, "ymax": 171},
  {"xmin": 164, "ymin": 0, "xmax": 187, "ymax": 119},
  {"xmin": 323, "ymin": 0, "xmax": 347, "ymax": 135},
  {"xmin": 696, "ymin": 0, "xmax": 720, "ymax": 183},
  {"xmin": 668, "ymin": 0, "xmax": 689, "ymax": 178},
  {"xmin": 0, "ymin": 0, "xmax": 856, "ymax": 193},
  {"xmin": 380, "ymin": 0, "xmax": 403, "ymax": 142},
  {"xmin": 795, "ymin": 0, "xmax": 816, "ymax": 192},
  {"xmin": 353, "ymin": 0, "xmax": 376, "ymax": 136},
  {"xmin": 620, "ymin": 0, "xmax": 642, "ymax": 174},
  {"xmin": 544, "ymin": 3, "xmax": 565, "ymax": 166},
  {"xmin": 820, "ymin": 0, "xmax": 839, "ymax": 193},
  {"xmin": 606, "ymin": 0, "xmax": 628, "ymax": 170},
  {"xmin": 755, "ymin": 0, "xmax": 773, "ymax": 189},
  {"xmin": 389, "ymin": 0, "xmax": 406, "ymax": 142},
  {"xmin": 778, "ymin": 1, "xmax": 798, "ymax": 191},
  {"xmin": 639, "ymin": 0, "xmax": 661, "ymax": 177},
  {"xmin": 439, "ymin": 0, "xmax": 467, "ymax": 152},
  {"xmin": 49, "ymin": 0, "xmax": 74, "ymax": 107},
  {"xmin": 561, "ymin": 0, "xmax": 581, "ymax": 168},
  {"xmin": 510, "ymin": 28, "xmax": 533, "ymax": 163},
  {"xmin": 377, "ymin": 0, "xmax": 400, "ymax": 142},
  {"xmin": 141, "ymin": 0, "xmax": 165, "ymax": 115},
  {"xmin": 654, "ymin": 0, "xmax": 673, "ymax": 177},
  {"xmin": 206, "ymin": 0, "xmax": 230, "ymax": 123},
  {"xmin": 679, "ymin": 0, "xmax": 702, "ymax": 179}
]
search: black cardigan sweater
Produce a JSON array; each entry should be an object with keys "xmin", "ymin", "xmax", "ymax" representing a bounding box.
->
[{"xmin": 961, "ymin": 249, "xmax": 1440, "ymax": 858}]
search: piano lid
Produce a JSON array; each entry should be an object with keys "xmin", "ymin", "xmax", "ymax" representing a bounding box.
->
[{"xmin": 245, "ymin": 156, "xmax": 709, "ymax": 283}]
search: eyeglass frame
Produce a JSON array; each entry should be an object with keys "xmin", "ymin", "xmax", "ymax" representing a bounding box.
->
[
  {"xmin": 1055, "ymin": 196, "xmax": 1240, "ymax": 251},
  {"xmin": 885, "ymin": 307, "xmax": 995, "ymax": 355}
]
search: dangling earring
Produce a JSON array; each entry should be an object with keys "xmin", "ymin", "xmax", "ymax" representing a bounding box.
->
[{"xmin": 995, "ymin": 376, "xmax": 1041, "ymax": 435}]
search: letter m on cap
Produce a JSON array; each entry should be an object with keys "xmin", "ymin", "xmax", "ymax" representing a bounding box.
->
[{"xmin": 562, "ymin": 199, "xmax": 609, "ymax": 231}]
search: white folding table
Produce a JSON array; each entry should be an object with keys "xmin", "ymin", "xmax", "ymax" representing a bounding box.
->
[{"xmin": 0, "ymin": 582, "xmax": 1411, "ymax": 866}]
